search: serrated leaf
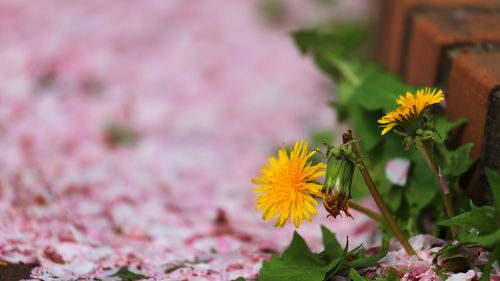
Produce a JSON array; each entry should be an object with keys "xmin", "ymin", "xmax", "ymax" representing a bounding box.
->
[
  {"xmin": 438, "ymin": 205, "xmax": 496, "ymax": 233},
  {"xmin": 445, "ymin": 143, "xmax": 475, "ymax": 179},
  {"xmin": 470, "ymin": 228, "xmax": 500, "ymax": 247},
  {"xmin": 485, "ymin": 169, "xmax": 500, "ymax": 214},
  {"xmin": 258, "ymin": 254, "xmax": 327, "ymax": 281},
  {"xmin": 349, "ymin": 268, "xmax": 369, "ymax": 281},
  {"xmin": 113, "ymin": 268, "xmax": 148, "ymax": 281},
  {"xmin": 347, "ymin": 237, "xmax": 389, "ymax": 268},
  {"xmin": 257, "ymin": 231, "xmax": 347, "ymax": 281},
  {"xmin": 350, "ymin": 64, "xmax": 412, "ymax": 112},
  {"xmin": 349, "ymin": 107, "xmax": 382, "ymax": 152},
  {"xmin": 324, "ymin": 239, "xmax": 349, "ymax": 280},
  {"xmin": 281, "ymin": 232, "xmax": 315, "ymax": 260},
  {"xmin": 406, "ymin": 157, "xmax": 438, "ymax": 212},
  {"xmin": 434, "ymin": 117, "xmax": 466, "ymax": 142},
  {"xmin": 334, "ymin": 79, "xmax": 356, "ymax": 121},
  {"xmin": 320, "ymin": 225, "xmax": 343, "ymax": 260}
]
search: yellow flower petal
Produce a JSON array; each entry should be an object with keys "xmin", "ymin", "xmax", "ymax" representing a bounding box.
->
[
  {"xmin": 251, "ymin": 140, "xmax": 324, "ymax": 228},
  {"xmin": 378, "ymin": 88, "xmax": 444, "ymax": 135}
]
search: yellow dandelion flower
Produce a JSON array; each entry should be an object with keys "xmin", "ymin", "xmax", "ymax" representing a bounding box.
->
[
  {"xmin": 252, "ymin": 140, "xmax": 326, "ymax": 228},
  {"xmin": 378, "ymin": 88, "xmax": 444, "ymax": 135}
]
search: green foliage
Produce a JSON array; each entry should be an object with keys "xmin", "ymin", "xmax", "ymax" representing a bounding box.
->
[
  {"xmin": 319, "ymin": 225, "xmax": 344, "ymax": 260},
  {"xmin": 289, "ymin": 15, "xmax": 491, "ymax": 281},
  {"xmin": 437, "ymin": 169, "xmax": 500, "ymax": 278},
  {"xmin": 434, "ymin": 117, "xmax": 466, "ymax": 143},
  {"xmin": 292, "ymin": 20, "xmax": 479, "ymax": 238},
  {"xmin": 346, "ymin": 236, "xmax": 388, "ymax": 268},
  {"xmin": 256, "ymin": 226, "xmax": 388, "ymax": 281},
  {"xmin": 349, "ymin": 268, "xmax": 369, "ymax": 281},
  {"xmin": 444, "ymin": 143, "xmax": 475, "ymax": 181},
  {"xmin": 438, "ymin": 204, "xmax": 496, "ymax": 233},
  {"xmin": 112, "ymin": 268, "xmax": 148, "ymax": 281},
  {"xmin": 486, "ymin": 168, "xmax": 500, "ymax": 214},
  {"xmin": 292, "ymin": 25, "xmax": 366, "ymax": 58},
  {"xmin": 257, "ymin": 230, "xmax": 347, "ymax": 281}
]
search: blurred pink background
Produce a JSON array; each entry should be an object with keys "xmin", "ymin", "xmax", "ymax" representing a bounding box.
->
[{"xmin": 0, "ymin": 1, "xmax": 375, "ymax": 280}]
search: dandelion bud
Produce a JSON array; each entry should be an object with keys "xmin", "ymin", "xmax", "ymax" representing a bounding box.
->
[{"xmin": 321, "ymin": 146, "xmax": 355, "ymax": 219}]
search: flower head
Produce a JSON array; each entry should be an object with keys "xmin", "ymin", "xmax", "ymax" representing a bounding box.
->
[
  {"xmin": 321, "ymin": 144, "xmax": 355, "ymax": 219},
  {"xmin": 252, "ymin": 140, "xmax": 325, "ymax": 228},
  {"xmin": 378, "ymin": 88, "xmax": 444, "ymax": 135}
]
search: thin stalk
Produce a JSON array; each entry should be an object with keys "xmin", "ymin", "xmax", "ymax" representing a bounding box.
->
[
  {"xmin": 349, "ymin": 201, "xmax": 383, "ymax": 222},
  {"xmin": 321, "ymin": 51, "xmax": 361, "ymax": 87},
  {"xmin": 418, "ymin": 140, "xmax": 458, "ymax": 238},
  {"xmin": 344, "ymin": 130, "xmax": 418, "ymax": 257}
]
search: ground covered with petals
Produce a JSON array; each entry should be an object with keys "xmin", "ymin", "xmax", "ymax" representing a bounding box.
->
[{"xmin": 0, "ymin": 1, "xmax": 377, "ymax": 280}]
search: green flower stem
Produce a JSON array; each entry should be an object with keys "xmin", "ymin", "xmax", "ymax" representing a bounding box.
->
[
  {"xmin": 349, "ymin": 201, "xmax": 383, "ymax": 222},
  {"xmin": 321, "ymin": 51, "xmax": 361, "ymax": 87},
  {"xmin": 418, "ymin": 140, "xmax": 458, "ymax": 238},
  {"xmin": 344, "ymin": 130, "xmax": 418, "ymax": 257}
]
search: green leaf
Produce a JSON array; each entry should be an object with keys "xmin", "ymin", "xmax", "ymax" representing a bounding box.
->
[
  {"xmin": 485, "ymin": 169, "xmax": 500, "ymax": 214},
  {"xmin": 292, "ymin": 24, "xmax": 365, "ymax": 56},
  {"xmin": 281, "ymin": 232, "xmax": 312, "ymax": 259},
  {"xmin": 349, "ymin": 268, "xmax": 370, "ymax": 281},
  {"xmin": 334, "ymin": 79, "xmax": 357, "ymax": 121},
  {"xmin": 324, "ymin": 239, "xmax": 349, "ymax": 280},
  {"xmin": 257, "ymin": 231, "xmax": 347, "ymax": 281},
  {"xmin": 349, "ymin": 107, "xmax": 382, "ymax": 152},
  {"xmin": 438, "ymin": 204, "xmax": 496, "ymax": 233},
  {"xmin": 434, "ymin": 117, "xmax": 466, "ymax": 142},
  {"xmin": 470, "ymin": 228, "xmax": 500, "ymax": 247},
  {"xmin": 113, "ymin": 268, "xmax": 148, "ymax": 281},
  {"xmin": 258, "ymin": 254, "xmax": 327, "ymax": 281},
  {"xmin": 347, "ymin": 237, "xmax": 389, "ymax": 268},
  {"xmin": 320, "ymin": 225, "xmax": 343, "ymax": 260},
  {"xmin": 444, "ymin": 143, "xmax": 475, "ymax": 179},
  {"xmin": 406, "ymin": 157, "xmax": 438, "ymax": 212},
  {"xmin": 434, "ymin": 268, "xmax": 449, "ymax": 280},
  {"xmin": 350, "ymin": 64, "xmax": 412, "ymax": 112}
]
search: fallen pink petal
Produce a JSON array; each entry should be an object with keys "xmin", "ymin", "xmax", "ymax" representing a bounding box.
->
[
  {"xmin": 385, "ymin": 158, "xmax": 411, "ymax": 187},
  {"xmin": 0, "ymin": 1, "xmax": 498, "ymax": 281}
]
